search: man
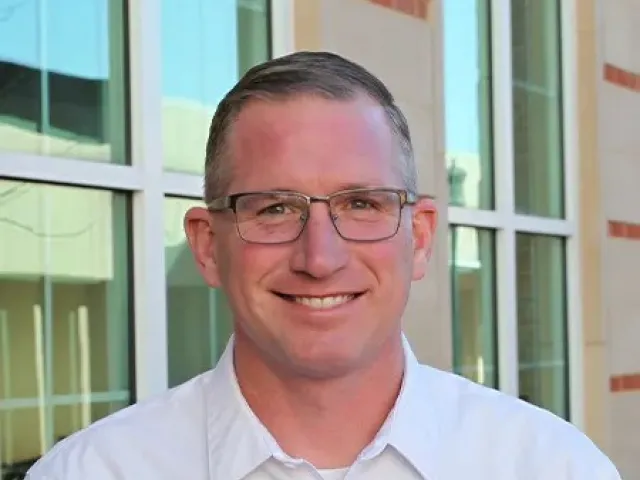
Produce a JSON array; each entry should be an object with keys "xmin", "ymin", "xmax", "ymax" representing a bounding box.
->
[{"xmin": 27, "ymin": 51, "xmax": 620, "ymax": 479}]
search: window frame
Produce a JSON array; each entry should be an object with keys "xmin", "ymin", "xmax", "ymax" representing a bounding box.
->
[
  {"xmin": 0, "ymin": 0, "xmax": 283, "ymax": 403},
  {"xmin": 447, "ymin": 0, "xmax": 583, "ymax": 428}
]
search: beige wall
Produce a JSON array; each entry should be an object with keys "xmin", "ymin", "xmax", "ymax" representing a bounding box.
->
[
  {"xmin": 292, "ymin": 0, "xmax": 451, "ymax": 370},
  {"xmin": 599, "ymin": 0, "xmax": 640, "ymax": 474},
  {"xmin": 575, "ymin": 0, "xmax": 611, "ymax": 456},
  {"xmin": 578, "ymin": 0, "xmax": 640, "ymax": 477}
]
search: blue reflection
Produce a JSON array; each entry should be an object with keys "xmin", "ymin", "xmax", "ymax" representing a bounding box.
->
[
  {"xmin": 0, "ymin": 0, "xmax": 108, "ymax": 79},
  {"xmin": 443, "ymin": 0, "xmax": 481, "ymax": 155},
  {"xmin": 0, "ymin": 0, "xmax": 239, "ymax": 103},
  {"xmin": 161, "ymin": 0, "xmax": 238, "ymax": 104}
]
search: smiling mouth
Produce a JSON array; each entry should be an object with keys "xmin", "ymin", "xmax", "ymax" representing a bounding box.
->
[{"xmin": 273, "ymin": 292, "xmax": 365, "ymax": 309}]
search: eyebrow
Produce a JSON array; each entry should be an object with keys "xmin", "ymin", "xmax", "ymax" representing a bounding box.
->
[
  {"xmin": 263, "ymin": 182, "xmax": 393, "ymax": 193},
  {"xmin": 334, "ymin": 182, "xmax": 389, "ymax": 191}
]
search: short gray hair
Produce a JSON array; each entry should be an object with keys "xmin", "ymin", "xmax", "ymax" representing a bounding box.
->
[{"xmin": 203, "ymin": 51, "xmax": 417, "ymax": 203}]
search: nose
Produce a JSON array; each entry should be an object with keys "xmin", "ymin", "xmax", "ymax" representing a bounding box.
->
[{"xmin": 289, "ymin": 202, "xmax": 349, "ymax": 279}]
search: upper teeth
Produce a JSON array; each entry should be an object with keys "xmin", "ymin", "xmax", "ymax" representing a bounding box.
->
[{"xmin": 294, "ymin": 295, "xmax": 354, "ymax": 309}]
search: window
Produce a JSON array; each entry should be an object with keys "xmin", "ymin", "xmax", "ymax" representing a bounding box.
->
[
  {"xmin": 511, "ymin": 0, "xmax": 564, "ymax": 218},
  {"xmin": 0, "ymin": 0, "xmax": 129, "ymax": 163},
  {"xmin": 0, "ymin": 181, "xmax": 131, "ymax": 475},
  {"xmin": 516, "ymin": 234, "xmax": 568, "ymax": 418},
  {"xmin": 160, "ymin": 0, "xmax": 272, "ymax": 386},
  {"xmin": 446, "ymin": 0, "xmax": 573, "ymax": 421},
  {"xmin": 0, "ymin": 0, "xmax": 278, "ymax": 473},
  {"xmin": 164, "ymin": 197, "xmax": 232, "ymax": 387},
  {"xmin": 450, "ymin": 226, "xmax": 498, "ymax": 387},
  {"xmin": 444, "ymin": 0, "xmax": 498, "ymax": 387},
  {"xmin": 161, "ymin": 0, "xmax": 271, "ymax": 174},
  {"xmin": 444, "ymin": 0, "xmax": 493, "ymax": 210}
]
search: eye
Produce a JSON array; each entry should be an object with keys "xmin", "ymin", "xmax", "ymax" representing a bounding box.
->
[
  {"xmin": 348, "ymin": 197, "xmax": 376, "ymax": 210},
  {"xmin": 258, "ymin": 203, "xmax": 289, "ymax": 216}
]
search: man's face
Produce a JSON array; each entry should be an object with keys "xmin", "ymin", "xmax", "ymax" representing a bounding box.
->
[{"xmin": 185, "ymin": 95, "xmax": 436, "ymax": 378}]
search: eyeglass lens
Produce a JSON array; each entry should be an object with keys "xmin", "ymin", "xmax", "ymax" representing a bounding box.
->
[{"xmin": 234, "ymin": 190, "xmax": 403, "ymax": 243}]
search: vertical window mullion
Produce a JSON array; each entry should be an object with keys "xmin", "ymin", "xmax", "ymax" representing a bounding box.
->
[
  {"xmin": 490, "ymin": 0, "xmax": 519, "ymax": 397},
  {"xmin": 270, "ymin": 0, "xmax": 295, "ymax": 57},
  {"xmin": 560, "ymin": 0, "xmax": 583, "ymax": 429},
  {"xmin": 128, "ymin": 0, "xmax": 169, "ymax": 401}
]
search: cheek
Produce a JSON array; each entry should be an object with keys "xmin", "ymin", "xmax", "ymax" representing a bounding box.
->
[
  {"xmin": 217, "ymin": 240, "xmax": 286, "ymax": 293},
  {"xmin": 358, "ymin": 240, "xmax": 413, "ymax": 325},
  {"xmin": 361, "ymin": 235, "xmax": 414, "ymax": 280}
]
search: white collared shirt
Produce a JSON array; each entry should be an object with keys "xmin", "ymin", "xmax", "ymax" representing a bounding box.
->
[{"xmin": 27, "ymin": 335, "xmax": 621, "ymax": 479}]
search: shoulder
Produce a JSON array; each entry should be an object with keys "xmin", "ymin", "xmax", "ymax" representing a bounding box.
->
[
  {"xmin": 415, "ymin": 364, "xmax": 621, "ymax": 478},
  {"xmin": 26, "ymin": 372, "xmax": 214, "ymax": 480}
]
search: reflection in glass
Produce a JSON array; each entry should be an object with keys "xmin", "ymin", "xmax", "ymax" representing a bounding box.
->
[
  {"xmin": 444, "ymin": 0, "xmax": 493, "ymax": 210},
  {"xmin": 516, "ymin": 234, "xmax": 568, "ymax": 418},
  {"xmin": 237, "ymin": 0, "xmax": 271, "ymax": 76},
  {"xmin": 162, "ymin": 0, "xmax": 270, "ymax": 174},
  {"xmin": 0, "ymin": 181, "xmax": 131, "ymax": 476},
  {"xmin": 52, "ymin": 401, "xmax": 128, "ymax": 443},
  {"xmin": 449, "ymin": 226, "xmax": 498, "ymax": 387},
  {"xmin": 511, "ymin": 0, "xmax": 564, "ymax": 218},
  {"xmin": 165, "ymin": 197, "xmax": 233, "ymax": 388},
  {"xmin": 0, "ymin": 0, "xmax": 128, "ymax": 163}
]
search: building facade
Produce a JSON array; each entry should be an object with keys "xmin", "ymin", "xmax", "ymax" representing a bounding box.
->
[{"xmin": 0, "ymin": 0, "xmax": 638, "ymax": 478}]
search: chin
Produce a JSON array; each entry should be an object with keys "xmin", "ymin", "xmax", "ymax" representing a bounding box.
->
[
  {"xmin": 277, "ymin": 338, "xmax": 368, "ymax": 379},
  {"xmin": 285, "ymin": 354, "xmax": 360, "ymax": 380}
]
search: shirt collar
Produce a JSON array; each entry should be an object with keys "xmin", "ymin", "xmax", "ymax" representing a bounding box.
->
[
  {"xmin": 385, "ymin": 335, "xmax": 443, "ymax": 479},
  {"xmin": 205, "ymin": 337, "xmax": 274, "ymax": 480},
  {"xmin": 205, "ymin": 334, "xmax": 444, "ymax": 480}
]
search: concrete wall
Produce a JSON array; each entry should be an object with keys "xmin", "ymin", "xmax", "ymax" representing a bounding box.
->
[
  {"xmin": 575, "ymin": 0, "xmax": 611, "ymax": 458},
  {"xmin": 597, "ymin": 0, "xmax": 640, "ymax": 477},
  {"xmin": 576, "ymin": 0, "xmax": 640, "ymax": 476}
]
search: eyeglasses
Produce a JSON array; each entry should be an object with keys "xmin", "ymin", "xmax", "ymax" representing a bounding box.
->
[{"xmin": 207, "ymin": 187, "xmax": 418, "ymax": 244}]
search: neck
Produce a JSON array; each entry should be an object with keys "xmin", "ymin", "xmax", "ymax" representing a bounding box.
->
[{"xmin": 233, "ymin": 332, "xmax": 405, "ymax": 469}]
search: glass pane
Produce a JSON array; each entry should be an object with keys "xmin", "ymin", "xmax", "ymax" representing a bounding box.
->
[
  {"xmin": 0, "ymin": 408, "xmax": 42, "ymax": 477},
  {"xmin": 0, "ymin": 1, "xmax": 129, "ymax": 163},
  {"xmin": 0, "ymin": 181, "xmax": 131, "ymax": 474},
  {"xmin": 237, "ymin": 0, "xmax": 271, "ymax": 76},
  {"xmin": 162, "ymin": 0, "xmax": 270, "ymax": 175},
  {"xmin": 449, "ymin": 226, "xmax": 498, "ymax": 388},
  {"xmin": 165, "ymin": 197, "xmax": 233, "ymax": 388},
  {"xmin": 516, "ymin": 234, "xmax": 568, "ymax": 418},
  {"xmin": 444, "ymin": 0, "xmax": 494, "ymax": 209},
  {"xmin": 53, "ymin": 399, "xmax": 128, "ymax": 443},
  {"xmin": 511, "ymin": 0, "xmax": 564, "ymax": 217}
]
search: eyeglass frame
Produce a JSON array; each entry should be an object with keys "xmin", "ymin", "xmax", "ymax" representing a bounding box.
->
[{"xmin": 206, "ymin": 187, "xmax": 426, "ymax": 244}]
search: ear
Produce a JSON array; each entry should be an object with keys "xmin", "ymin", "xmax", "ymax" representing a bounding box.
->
[
  {"xmin": 411, "ymin": 195, "xmax": 438, "ymax": 281},
  {"xmin": 183, "ymin": 206, "xmax": 222, "ymax": 288}
]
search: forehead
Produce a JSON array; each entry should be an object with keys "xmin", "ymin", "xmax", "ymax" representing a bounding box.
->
[{"xmin": 226, "ymin": 94, "xmax": 403, "ymax": 193}]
